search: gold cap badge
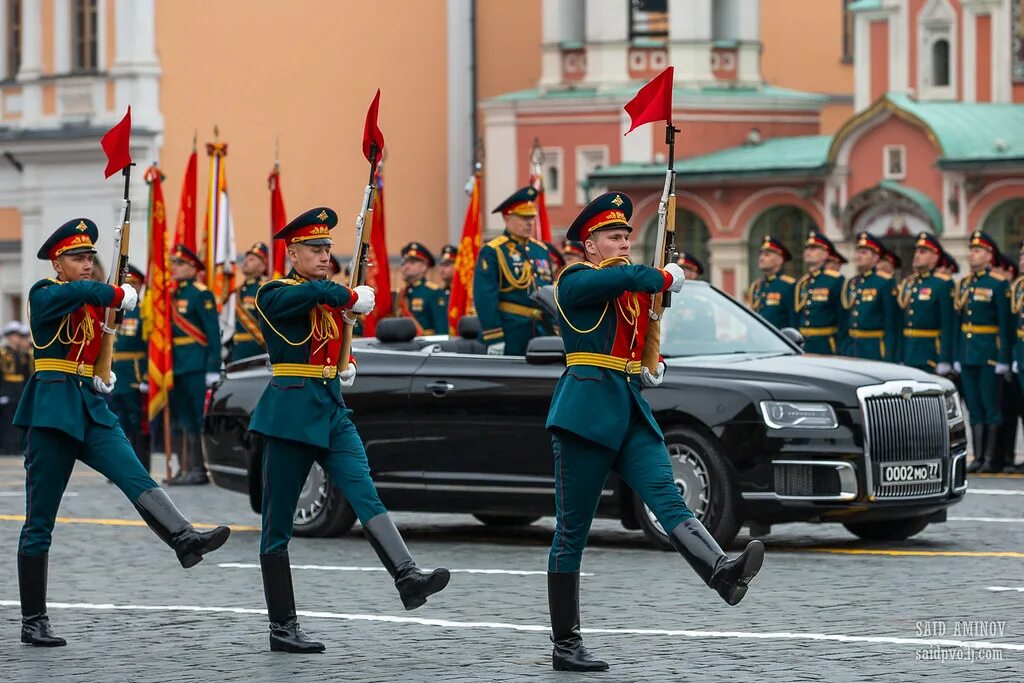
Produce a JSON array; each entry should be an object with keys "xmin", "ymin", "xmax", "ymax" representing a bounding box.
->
[
  {"xmin": 317, "ymin": 210, "xmax": 328, "ymax": 221},
  {"xmin": 611, "ymin": 195, "xmax": 624, "ymax": 207}
]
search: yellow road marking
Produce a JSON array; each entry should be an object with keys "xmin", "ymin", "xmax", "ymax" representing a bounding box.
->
[
  {"xmin": 970, "ymin": 472, "xmax": 1024, "ymax": 479},
  {"xmin": 776, "ymin": 547, "xmax": 1024, "ymax": 558},
  {"xmin": 0, "ymin": 514, "xmax": 259, "ymax": 532}
]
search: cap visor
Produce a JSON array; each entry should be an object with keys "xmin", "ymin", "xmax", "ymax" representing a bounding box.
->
[
  {"xmin": 300, "ymin": 238, "xmax": 334, "ymax": 247},
  {"xmin": 63, "ymin": 246, "xmax": 98, "ymax": 256}
]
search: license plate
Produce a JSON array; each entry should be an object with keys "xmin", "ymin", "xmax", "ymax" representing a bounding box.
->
[{"xmin": 879, "ymin": 461, "xmax": 941, "ymax": 486}]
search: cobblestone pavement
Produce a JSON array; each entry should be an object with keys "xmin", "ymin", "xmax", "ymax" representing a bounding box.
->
[{"xmin": 0, "ymin": 456, "xmax": 1022, "ymax": 682}]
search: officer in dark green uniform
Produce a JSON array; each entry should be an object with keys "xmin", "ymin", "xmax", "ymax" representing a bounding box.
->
[
  {"xmin": 896, "ymin": 233, "xmax": 955, "ymax": 374},
  {"xmin": 251, "ymin": 207, "xmax": 449, "ymax": 654},
  {"xmin": 1008, "ymin": 242, "xmax": 1024, "ymax": 473},
  {"xmin": 13, "ymin": 219, "xmax": 229, "ymax": 647},
  {"xmin": 167, "ymin": 244, "xmax": 221, "ymax": 486},
  {"xmin": 1, "ymin": 322, "xmax": 32, "ymax": 454},
  {"xmin": 795, "ymin": 231, "xmax": 846, "ymax": 355},
  {"xmin": 545, "ymin": 192, "xmax": 764, "ymax": 672},
  {"xmin": 747, "ymin": 234, "xmax": 796, "ymax": 329},
  {"xmin": 225, "ymin": 241, "xmax": 269, "ymax": 362},
  {"xmin": 955, "ymin": 231, "xmax": 1013, "ymax": 473},
  {"xmin": 438, "ymin": 244, "xmax": 457, "ymax": 298},
  {"xmin": 110, "ymin": 264, "xmax": 148, "ymax": 469},
  {"xmin": 561, "ymin": 239, "xmax": 586, "ymax": 267},
  {"xmin": 840, "ymin": 233, "xmax": 898, "ymax": 361},
  {"xmin": 396, "ymin": 242, "xmax": 448, "ymax": 335},
  {"xmin": 473, "ymin": 186, "xmax": 555, "ymax": 355}
]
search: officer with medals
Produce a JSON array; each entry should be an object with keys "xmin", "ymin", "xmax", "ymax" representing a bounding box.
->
[
  {"xmin": 438, "ymin": 244, "xmax": 457, "ymax": 297},
  {"xmin": 225, "ymin": 241, "xmax": 269, "ymax": 362},
  {"xmin": 13, "ymin": 219, "xmax": 229, "ymax": 647},
  {"xmin": 1, "ymin": 322, "xmax": 32, "ymax": 454},
  {"xmin": 840, "ymin": 233, "xmax": 898, "ymax": 361},
  {"xmin": 545, "ymin": 192, "xmax": 764, "ymax": 672},
  {"xmin": 167, "ymin": 244, "xmax": 221, "ymax": 486},
  {"xmin": 396, "ymin": 242, "xmax": 448, "ymax": 335},
  {"xmin": 896, "ymin": 233, "xmax": 955, "ymax": 375},
  {"xmin": 473, "ymin": 186, "xmax": 555, "ymax": 355},
  {"xmin": 110, "ymin": 264, "xmax": 149, "ymax": 468},
  {"xmin": 795, "ymin": 231, "xmax": 846, "ymax": 354},
  {"xmin": 251, "ymin": 207, "xmax": 449, "ymax": 654},
  {"xmin": 747, "ymin": 235, "xmax": 796, "ymax": 329},
  {"xmin": 955, "ymin": 231, "xmax": 1013, "ymax": 473}
]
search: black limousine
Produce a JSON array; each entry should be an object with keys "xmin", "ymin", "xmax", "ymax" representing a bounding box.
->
[{"xmin": 203, "ymin": 281, "xmax": 967, "ymax": 549}]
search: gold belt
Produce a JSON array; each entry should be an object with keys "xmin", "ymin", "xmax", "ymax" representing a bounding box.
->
[
  {"xmin": 34, "ymin": 358, "xmax": 94, "ymax": 377},
  {"xmin": 961, "ymin": 324, "xmax": 999, "ymax": 334},
  {"xmin": 173, "ymin": 336, "xmax": 198, "ymax": 346},
  {"xmin": 272, "ymin": 363, "xmax": 338, "ymax": 379},
  {"xmin": 848, "ymin": 329, "xmax": 884, "ymax": 339},
  {"xmin": 799, "ymin": 326, "xmax": 838, "ymax": 337},
  {"xmin": 112, "ymin": 351, "xmax": 145, "ymax": 361},
  {"xmin": 233, "ymin": 333, "xmax": 255, "ymax": 343},
  {"xmin": 2, "ymin": 374, "xmax": 24, "ymax": 382},
  {"xmin": 1018, "ymin": 328, "xmax": 1024, "ymax": 340},
  {"xmin": 565, "ymin": 352, "xmax": 642, "ymax": 374},
  {"xmin": 904, "ymin": 329, "xmax": 940, "ymax": 338},
  {"xmin": 498, "ymin": 301, "xmax": 544, "ymax": 321}
]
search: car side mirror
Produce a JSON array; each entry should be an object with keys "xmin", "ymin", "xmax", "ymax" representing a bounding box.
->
[
  {"xmin": 779, "ymin": 327, "xmax": 805, "ymax": 348},
  {"xmin": 525, "ymin": 336, "xmax": 565, "ymax": 365}
]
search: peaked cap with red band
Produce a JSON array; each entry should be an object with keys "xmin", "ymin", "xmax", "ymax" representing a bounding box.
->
[
  {"xmin": 439, "ymin": 244, "xmax": 458, "ymax": 263},
  {"xmin": 491, "ymin": 186, "xmax": 539, "ymax": 217},
  {"xmin": 562, "ymin": 239, "xmax": 586, "ymax": 258},
  {"xmin": 915, "ymin": 232, "xmax": 943, "ymax": 255},
  {"xmin": 401, "ymin": 242, "xmax": 436, "ymax": 268},
  {"xmin": 566, "ymin": 191, "xmax": 633, "ymax": 242},
  {"xmin": 855, "ymin": 231, "xmax": 887, "ymax": 255},
  {"xmin": 805, "ymin": 230, "xmax": 846, "ymax": 264},
  {"xmin": 170, "ymin": 243, "xmax": 205, "ymax": 271},
  {"xmin": 38, "ymin": 218, "xmax": 99, "ymax": 261},
  {"xmin": 676, "ymin": 251, "xmax": 705, "ymax": 276},
  {"xmin": 275, "ymin": 207, "xmax": 338, "ymax": 247},
  {"xmin": 969, "ymin": 230, "xmax": 1000, "ymax": 255},
  {"xmin": 882, "ymin": 248, "xmax": 902, "ymax": 269},
  {"xmin": 759, "ymin": 234, "xmax": 792, "ymax": 262},
  {"xmin": 246, "ymin": 241, "xmax": 270, "ymax": 263}
]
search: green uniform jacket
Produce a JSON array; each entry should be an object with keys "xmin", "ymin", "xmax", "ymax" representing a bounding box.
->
[
  {"xmin": 1013, "ymin": 276, "xmax": 1024, "ymax": 368},
  {"xmin": 171, "ymin": 279, "xmax": 221, "ymax": 374},
  {"xmin": 228, "ymin": 277, "xmax": 267, "ymax": 361},
  {"xmin": 112, "ymin": 306, "xmax": 147, "ymax": 395},
  {"xmin": 249, "ymin": 272, "xmax": 357, "ymax": 449},
  {"xmin": 473, "ymin": 231, "xmax": 554, "ymax": 347},
  {"xmin": 396, "ymin": 278, "xmax": 448, "ymax": 335},
  {"xmin": 795, "ymin": 267, "xmax": 846, "ymax": 355},
  {"xmin": 13, "ymin": 279, "xmax": 121, "ymax": 440},
  {"xmin": 840, "ymin": 268, "xmax": 898, "ymax": 361},
  {"xmin": 546, "ymin": 261, "xmax": 670, "ymax": 450},
  {"xmin": 897, "ymin": 270, "xmax": 955, "ymax": 369},
  {"xmin": 747, "ymin": 273, "xmax": 796, "ymax": 329},
  {"xmin": 955, "ymin": 267, "xmax": 1012, "ymax": 367}
]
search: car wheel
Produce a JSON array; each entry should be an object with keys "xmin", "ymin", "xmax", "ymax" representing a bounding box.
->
[
  {"xmin": 843, "ymin": 516, "xmax": 931, "ymax": 541},
  {"xmin": 473, "ymin": 514, "xmax": 542, "ymax": 527},
  {"xmin": 292, "ymin": 463, "xmax": 357, "ymax": 538},
  {"xmin": 633, "ymin": 426, "xmax": 741, "ymax": 550}
]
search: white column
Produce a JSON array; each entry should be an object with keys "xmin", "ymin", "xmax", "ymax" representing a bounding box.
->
[
  {"xmin": 853, "ymin": 12, "xmax": 873, "ymax": 111},
  {"xmin": 483, "ymin": 106, "xmax": 517, "ymax": 233},
  {"xmin": 708, "ymin": 237, "xmax": 745, "ymax": 293},
  {"xmin": 583, "ymin": 0, "xmax": 629, "ymax": 88},
  {"xmin": 541, "ymin": 0, "xmax": 584, "ymax": 89},
  {"xmin": 111, "ymin": 0, "xmax": 161, "ymax": 130},
  {"xmin": 447, "ymin": 0, "xmax": 474, "ymax": 242},
  {"xmin": 668, "ymin": 0, "xmax": 713, "ymax": 84},
  {"xmin": 990, "ymin": 0, "xmax": 1011, "ymax": 103},
  {"xmin": 54, "ymin": 0, "xmax": 69, "ymax": 73},
  {"xmin": 889, "ymin": 3, "xmax": 909, "ymax": 94},
  {"xmin": 962, "ymin": 7, "xmax": 977, "ymax": 101},
  {"xmin": 736, "ymin": 0, "xmax": 761, "ymax": 85},
  {"xmin": 17, "ymin": 0, "xmax": 42, "ymax": 127}
]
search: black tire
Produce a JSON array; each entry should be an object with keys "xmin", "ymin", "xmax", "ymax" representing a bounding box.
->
[
  {"xmin": 633, "ymin": 426, "xmax": 741, "ymax": 550},
  {"xmin": 473, "ymin": 514, "xmax": 542, "ymax": 527},
  {"xmin": 843, "ymin": 516, "xmax": 931, "ymax": 541},
  {"xmin": 292, "ymin": 464, "xmax": 357, "ymax": 538}
]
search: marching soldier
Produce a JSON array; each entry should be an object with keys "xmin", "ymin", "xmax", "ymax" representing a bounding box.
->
[
  {"xmin": 167, "ymin": 244, "xmax": 221, "ymax": 486},
  {"xmin": 896, "ymin": 233, "xmax": 955, "ymax": 375},
  {"xmin": 473, "ymin": 186, "xmax": 555, "ymax": 355},
  {"xmin": 396, "ymin": 242, "xmax": 448, "ymax": 335},
  {"xmin": 13, "ymin": 219, "xmax": 229, "ymax": 647},
  {"xmin": 224, "ymin": 241, "xmax": 269, "ymax": 362},
  {"xmin": 747, "ymin": 235, "xmax": 796, "ymax": 329},
  {"xmin": 955, "ymin": 231, "xmax": 1013, "ymax": 473},
  {"xmin": 110, "ymin": 264, "xmax": 149, "ymax": 469},
  {"xmin": 438, "ymin": 244, "xmax": 457, "ymax": 297},
  {"xmin": 840, "ymin": 233, "xmax": 898, "ymax": 361},
  {"xmin": 795, "ymin": 231, "xmax": 846, "ymax": 354},
  {"xmin": 546, "ymin": 192, "xmax": 763, "ymax": 672},
  {"xmin": 562, "ymin": 239, "xmax": 586, "ymax": 267},
  {"xmin": 251, "ymin": 207, "xmax": 449, "ymax": 653}
]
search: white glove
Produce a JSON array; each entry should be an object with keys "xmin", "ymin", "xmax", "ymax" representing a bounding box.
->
[
  {"xmin": 93, "ymin": 371, "xmax": 116, "ymax": 394},
  {"xmin": 487, "ymin": 342, "xmax": 506, "ymax": 356},
  {"xmin": 0, "ymin": 396, "xmax": 9, "ymax": 405},
  {"xmin": 641, "ymin": 361, "xmax": 666, "ymax": 388},
  {"xmin": 1015, "ymin": 361, "xmax": 1020, "ymax": 375},
  {"xmin": 339, "ymin": 363, "xmax": 356, "ymax": 387},
  {"xmin": 119, "ymin": 283, "xmax": 138, "ymax": 312},
  {"xmin": 995, "ymin": 363, "xmax": 1010, "ymax": 376},
  {"xmin": 935, "ymin": 362, "xmax": 952, "ymax": 376},
  {"xmin": 664, "ymin": 263, "xmax": 686, "ymax": 293},
  {"xmin": 351, "ymin": 285, "xmax": 376, "ymax": 315},
  {"xmin": 205, "ymin": 372, "xmax": 220, "ymax": 387},
  {"xmin": 139, "ymin": 381, "xmax": 149, "ymax": 394},
  {"xmin": 953, "ymin": 361, "xmax": 962, "ymax": 374}
]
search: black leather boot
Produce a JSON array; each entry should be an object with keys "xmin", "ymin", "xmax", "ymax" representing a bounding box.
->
[
  {"xmin": 134, "ymin": 488, "xmax": 230, "ymax": 568},
  {"xmin": 168, "ymin": 434, "xmax": 209, "ymax": 486},
  {"xmin": 668, "ymin": 518, "xmax": 764, "ymax": 606},
  {"xmin": 18, "ymin": 553, "xmax": 65, "ymax": 647},
  {"xmin": 363, "ymin": 514, "xmax": 450, "ymax": 610},
  {"xmin": 979, "ymin": 424, "xmax": 1005, "ymax": 473},
  {"xmin": 260, "ymin": 551, "xmax": 325, "ymax": 653},
  {"xmin": 967, "ymin": 424, "xmax": 985, "ymax": 473},
  {"xmin": 548, "ymin": 571, "xmax": 608, "ymax": 672}
]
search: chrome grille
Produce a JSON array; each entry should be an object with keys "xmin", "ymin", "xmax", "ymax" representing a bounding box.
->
[{"xmin": 862, "ymin": 390, "xmax": 949, "ymax": 498}]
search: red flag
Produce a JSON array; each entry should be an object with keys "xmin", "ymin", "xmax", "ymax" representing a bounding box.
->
[
  {"xmin": 174, "ymin": 149, "xmax": 197, "ymax": 252},
  {"xmin": 269, "ymin": 165, "xmax": 288, "ymax": 278},
  {"xmin": 362, "ymin": 89, "xmax": 385, "ymax": 163},
  {"xmin": 361, "ymin": 168, "xmax": 392, "ymax": 337},
  {"xmin": 144, "ymin": 164, "xmax": 173, "ymax": 420},
  {"xmin": 624, "ymin": 66, "xmax": 674, "ymax": 135},
  {"xmin": 448, "ymin": 171, "xmax": 482, "ymax": 334},
  {"xmin": 101, "ymin": 106, "xmax": 133, "ymax": 178},
  {"xmin": 529, "ymin": 173, "xmax": 552, "ymax": 243}
]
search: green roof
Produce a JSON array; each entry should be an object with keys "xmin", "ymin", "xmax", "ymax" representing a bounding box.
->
[
  {"xmin": 847, "ymin": 0, "xmax": 882, "ymax": 11},
  {"xmin": 488, "ymin": 84, "xmax": 829, "ymax": 106}
]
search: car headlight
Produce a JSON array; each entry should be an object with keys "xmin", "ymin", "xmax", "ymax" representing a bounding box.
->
[
  {"xmin": 760, "ymin": 401, "xmax": 838, "ymax": 429},
  {"xmin": 944, "ymin": 391, "xmax": 962, "ymax": 421}
]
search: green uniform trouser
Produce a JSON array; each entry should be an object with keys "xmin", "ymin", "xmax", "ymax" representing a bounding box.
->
[
  {"xmin": 260, "ymin": 408, "xmax": 388, "ymax": 554},
  {"xmin": 228, "ymin": 340, "xmax": 264, "ymax": 363},
  {"xmin": 111, "ymin": 391, "xmax": 143, "ymax": 442},
  {"xmin": 499, "ymin": 313, "xmax": 553, "ymax": 356},
  {"xmin": 847, "ymin": 336, "xmax": 885, "ymax": 361},
  {"xmin": 169, "ymin": 370, "xmax": 206, "ymax": 434},
  {"xmin": 802, "ymin": 334, "xmax": 838, "ymax": 356},
  {"xmin": 19, "ymin": 425, "xmax": 158, "ymax": 556},
  {"xmin": 548, "ymin": 408, "xmax": 694, "ymax": 573},
  {"xmin": 960, "ymin": 365, "xmax": 1003, "ymax": 425}
]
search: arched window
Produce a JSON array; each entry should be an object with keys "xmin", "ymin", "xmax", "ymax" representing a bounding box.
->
[
  {"xmin": 982, "ymin": 199, "xmax": 1024, "ymax": 256},
  {"xmin": 932, "ymin": 39, "xmax": 950, "ymax": 87},
  {"xmin": 747, "ymin": 206, "xmax": 820, "ymax": 280},
  {"xmin": 637, "ymin": 208, "xmax": 710, "ymax": 273}
]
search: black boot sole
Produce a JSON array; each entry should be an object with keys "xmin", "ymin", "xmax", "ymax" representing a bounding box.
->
[
  {"xmin": 717, "ymin": 540, "xmax": 765, "ymax": 606},
  {"xmin": 553, "ymin": 655, "xmax": 610, "ymax": 672},
  {"xmin": 178, "ymin": 526, "xmax": 231, "ymax": 569},
  {"xmin": 400, "ymin": 568, "xmax": 451, "ymax": 611},
  {"xmin": 270, "ymin": 636, "xmax": 326, "ymax": 654},
  {"xmin": 21, "ymin": 634, "xmax": 66, "ymax": 647}
]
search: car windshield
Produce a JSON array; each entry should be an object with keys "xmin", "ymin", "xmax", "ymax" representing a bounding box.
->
[{"xmin": 659, "ymin": 283, "xmax": 795, "ymax": 358}]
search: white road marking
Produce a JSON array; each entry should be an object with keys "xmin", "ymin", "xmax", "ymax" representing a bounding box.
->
[
  {"xmin": 966, "ymin": 489, "xmax": 1024, "ymax": 496},
  {"xmin": 217, "ymin": 562, "xmax": 591, "ymax": 577},
  {"xmin": 987, "ymin": 586, "xmax": 1024, "ymax": 593},
  {"xmin": 0, "ymin": 600, "xmax": 1020, "ymax": 652},
  {"xmin": 950, "ymin": 516, "xmax": 1024, "ymax": 523},
  {"xmin": 0, "ymin": 491, "xmax": 77, "ymax": 497}
]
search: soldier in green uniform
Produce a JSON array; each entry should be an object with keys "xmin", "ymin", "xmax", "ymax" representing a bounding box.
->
[
  {"xmin": 13, "ymin": 219, "xmax": 229, "ymax": 647},
  {"xmin": 396, "ymin": 242, "xmax": 448, "ymax": 335},
  {"xmin": 1, "ymin": 322, "xmax": 32, "ymax": 454},
  {"xmin": 896, "ymin": 233, "xmax": 955, "ymax": 374},
  {"xmin": 251, "ymin": 207, "xmax": 449, "ymax": 654},
  {"xmin": 795, "ymin": 231, "xmax": 846, "ymax": 355},
  {"xmin": 167, "ymin": 244, "xmax": 222, "ymax": 486},
  {"xmin": 473, "ymin": 186, "xmax": 555, "ymax": 355},
  {"xmin": 747, "ymin": 234, "xmax": 796, "ymax": 329},
  {"xmin": 544, "ymin": 192, "xmax": 764, "ymax": 672},
  {"xmin": 955, "ymin": 231, "xmax": 1013, "ymax": 473},
  {"xmin": 225, "ymin": 241, "xmax": 269, "ymax": 362},
  {"xmin": 110, "ymin": 264, "xmax": 149, "ymax": 469},
  {"xmin": 438, "ymin": 244, "xmax": 457, "ymax": 297},
  {"xmin": 840, "ymin": 233, "xmax": 898, "ymax": 361},
  {"xmin": 1008, "ymin": 242, "xmax": 1024, "ymax": 473},
  {"xmin": 561, "ymin": 239, "xmax": 585, "ymax": 267}
]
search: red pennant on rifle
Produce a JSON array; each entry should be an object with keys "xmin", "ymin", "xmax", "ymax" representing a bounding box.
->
[
  {"xmin": 624, "ymin": 66, "xmax": 674, "ymax": 135},
  {"xmin": 362, "ymin": 89, "xmax": 385, "ymax": 163},
  {"xmin": 101, "ymin": 106, "xmax": 133, "ymax": 178}
]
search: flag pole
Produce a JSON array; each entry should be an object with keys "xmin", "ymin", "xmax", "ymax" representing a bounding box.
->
[{"xmin": 163, "ymin": 403, "xmax": 172, "ymax": 481}]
